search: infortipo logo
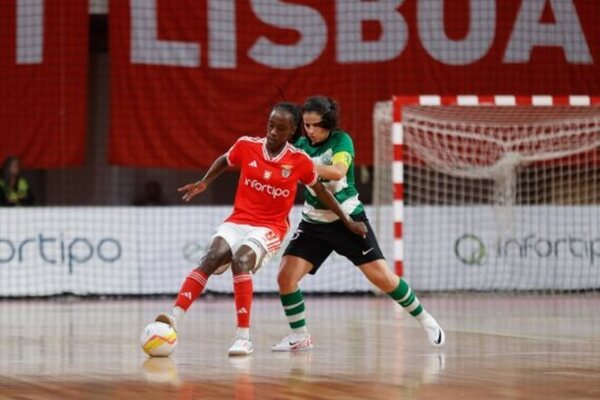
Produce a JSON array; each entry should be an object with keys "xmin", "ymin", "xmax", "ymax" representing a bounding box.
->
[{"xmin": 244, "ymin": 178, "xmax": 290, "ymax": 198}]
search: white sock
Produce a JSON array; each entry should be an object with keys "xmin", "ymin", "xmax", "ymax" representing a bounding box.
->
[
  {"xmin": 236, "ymin": 327, "xmax": 250, "ymax": 340},
  {"xmin": 292, "ymin": 327, "xmax": 308, "ymax": 335},
  {"xmin": 172, "ymin": 306, "xmax": 185, "ymax": 322},
  {"xmin": 416, "ymin": 310, "xmax": 431, "ymax": 323}
]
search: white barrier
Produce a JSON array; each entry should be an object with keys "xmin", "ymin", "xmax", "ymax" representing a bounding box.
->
[
  {"xmin": 0, "ymin": 206, "xmax": 375, "ymax": 296},
  {"xmin": 404, "ymin": 206, "xmax": 600, "ymax": 291},
  {"xmin": 3, "ymin": 205, "xmax": 597, "ymax": 295}
]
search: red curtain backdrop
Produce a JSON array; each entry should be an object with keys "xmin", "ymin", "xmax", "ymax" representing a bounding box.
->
[
  {"xmin": 0, "ymin": 0, "xmax": 88, "ymax": 168},
  {"xmin": 109, "ymin": 0, "xmax": 600, "ymax": 168}
]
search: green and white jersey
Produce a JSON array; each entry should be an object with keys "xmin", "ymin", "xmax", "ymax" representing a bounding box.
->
[{"xmin": 294, "ymin": 130, "xmax": 364, "ymax": 223}]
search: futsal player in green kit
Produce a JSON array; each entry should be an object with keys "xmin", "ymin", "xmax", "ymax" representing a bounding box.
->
[{"xmin": 272, "ymin": 96, "xmax": 445, "ymax": 351}]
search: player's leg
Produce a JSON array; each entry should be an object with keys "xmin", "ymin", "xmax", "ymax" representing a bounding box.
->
[
  {"xmin": 358, "ymin": 260, "xmax": 445, "ymax": 347},
  {"xmin": 156, "ymin": 223, "xmax": 237, "ymax": 330},
  {"xmin": 335, "ymin": 212, "xmax": 446, "ymax": 347},
  {"xmin": 272, "ymin": 222, "xmax": 332, "ymax": 352},
  {"xmin": 228, "ymin": 227, "xmax": 279, "ymax": 356},
  {"xmin": 271, "ymin": 255, "xmax": 314, "ymax": 351}
]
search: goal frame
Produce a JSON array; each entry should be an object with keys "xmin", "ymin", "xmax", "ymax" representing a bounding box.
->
[{"xmin": 392, "ymin": 94, "xmax": 600, "ymax": 277}]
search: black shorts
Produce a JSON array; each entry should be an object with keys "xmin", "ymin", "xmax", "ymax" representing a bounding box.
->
[{"xmin": 283, "ymin": 212, "xmax": 385, "ymax": 274}]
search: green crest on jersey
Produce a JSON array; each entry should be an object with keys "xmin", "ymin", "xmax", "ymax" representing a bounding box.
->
[{"xmin": 295, "ymin": 130, "xmax": 364, "ymax": 223}]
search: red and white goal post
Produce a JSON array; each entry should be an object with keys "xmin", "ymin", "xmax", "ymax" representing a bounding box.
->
[{"xmin": 372, "ymin": 95, "xmax": 600, "ymax": 292}]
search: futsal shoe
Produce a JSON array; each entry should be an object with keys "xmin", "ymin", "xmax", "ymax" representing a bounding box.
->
[
  {"xmin": 155, "ymin": 313, "xmax": 178, "ymax": 332},
  {"xmin": 420, "ymin": 314, "xmax": 445, "ymax": 347},
  {"xmin": 271, "ymin": 333, "xmax": 313, "ymax": 352},
  {"xmin": 228, "ymin": 338, "xmax": 254, "ymax": 356}
]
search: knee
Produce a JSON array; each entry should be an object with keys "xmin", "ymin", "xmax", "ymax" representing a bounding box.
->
[
  {"xmin": 198, "ymin": 251, "xmax": 228, "ymax": 275},
  {"xmin": 362, "ymin": 261, "xmax": 399, "ymax": 292},
  {"xmin": 277, "ymin": 269, "xmax": 297, "ymax": 292},
  {"xmin": 231, "ymin": 252, "xmax": 254, "ymax": 275}
]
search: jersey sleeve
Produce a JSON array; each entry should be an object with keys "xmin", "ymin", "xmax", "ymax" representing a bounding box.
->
[
  {"xmin": 226, "ymin": 136, "xmax": 248, "ymax": 166},
  {"xmin": 332, "ymin": 151, "xmax": 352, "ymax": 168},
  {"xmin": 333, "ymin": 132, "xmax": 355, "ymax": 163},
  {"xmin": 298, "ymin": 154, "xmax": 318, "ymax": 187}
]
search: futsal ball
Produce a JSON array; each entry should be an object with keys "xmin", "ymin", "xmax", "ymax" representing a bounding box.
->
[{"xmin": 141, "ymin": 321, "xmax": 177, "ymax": 357}]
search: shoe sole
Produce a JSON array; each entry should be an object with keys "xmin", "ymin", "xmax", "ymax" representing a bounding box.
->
[{"xmin": 271, "ymin": 339, "xmax": 314, "ymax": 352}]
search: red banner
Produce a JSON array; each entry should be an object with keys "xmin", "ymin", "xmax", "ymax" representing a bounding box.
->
[
  {"xmin": 109, "ymin": 0, "xmax": 600, "ymax": 167},
  {"xmin": 0, "ymin": 0, "xmax": 88, "ymax": 168}
]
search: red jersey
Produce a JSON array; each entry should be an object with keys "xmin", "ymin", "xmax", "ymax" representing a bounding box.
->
[{"xmin": 225, "ymin": 136, "xmax": 318, "ymax": 241}]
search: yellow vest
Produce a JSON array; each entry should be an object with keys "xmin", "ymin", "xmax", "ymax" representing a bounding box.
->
[{"xmin": 0, "ymin": 178, "xmax": 30, "ymax": 204}]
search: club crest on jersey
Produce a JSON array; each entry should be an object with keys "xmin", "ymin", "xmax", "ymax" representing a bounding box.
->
[
  {"xmin": 281, "ymin": 165, "xmax": 292, "ymax": 178},
  {"xmin": 263, "ymin": 170, "xmax": 272, "ymax": 180}
]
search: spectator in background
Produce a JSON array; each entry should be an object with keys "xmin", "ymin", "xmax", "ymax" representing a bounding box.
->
[
  {"xmin": 0, "ymin": 156, "xmax": 34, "ymax": 206},
  {"xmin": 134, "ymin": 180, "xmax": 168, "ymax": 206}
]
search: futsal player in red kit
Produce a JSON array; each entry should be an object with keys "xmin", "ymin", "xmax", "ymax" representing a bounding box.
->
[{"xmin": 155, "ymin": 102, "xmax": 367, "ymax": 356}]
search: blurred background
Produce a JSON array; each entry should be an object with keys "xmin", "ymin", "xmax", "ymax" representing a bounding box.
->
[{"xmin": 1, "ymin": 0, "xmax": 599, "ymax": 296}]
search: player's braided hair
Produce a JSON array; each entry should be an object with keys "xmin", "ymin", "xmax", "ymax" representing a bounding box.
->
[
  {"xmin": 272, "ymin": 102, "xmax": 304, "ymax": 143},
  {"xmin": 303, "ymin": 95, "xmax": 339, "ymax": 131}
]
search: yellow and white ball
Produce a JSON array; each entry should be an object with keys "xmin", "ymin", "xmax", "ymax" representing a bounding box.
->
[{"xmin": 141, "ymin": 321, "xmax": 177, "ymax": 357}]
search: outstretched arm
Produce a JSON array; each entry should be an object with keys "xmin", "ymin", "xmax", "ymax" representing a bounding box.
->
[
  {"xmin": 178, "ymin": 154, "xmax": 230, "ymax": 202},
  {"xmin": 310, "ymin": 181, "xmax": 367, "ymax": 237}
]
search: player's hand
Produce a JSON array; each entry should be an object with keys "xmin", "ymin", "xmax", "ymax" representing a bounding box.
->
[
  {"xmin": 178, "ymin": 181, "xmax": 207, "ymax": 202},
  {"xmin": 345, "ymin": 218, "xmax": 368, "ymax": 238}
]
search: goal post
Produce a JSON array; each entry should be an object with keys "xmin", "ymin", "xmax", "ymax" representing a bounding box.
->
[{"xmin": 373, "ymin": 95, "xmax": 600, "ymax": 292}]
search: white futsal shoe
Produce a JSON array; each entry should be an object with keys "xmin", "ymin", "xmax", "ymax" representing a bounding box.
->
[
  {"xmin": 155, "ymin": 313, "xmax": 178, "ymax": 332},
  {"xmin": 271, "ymin": 333, "xmax": 313, "ymax": 352},
  {"xmin": 228, "ymin": 338, "xmax": 254, "ymax": 356},
  {"xmin": 420, "ymin": 313, "xmax": 445, "ymax": 347}
]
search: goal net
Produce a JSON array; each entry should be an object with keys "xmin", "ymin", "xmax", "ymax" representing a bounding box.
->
[{"xmin": 373, "ymin": 96, "xmax": 600, "ymax": 292}]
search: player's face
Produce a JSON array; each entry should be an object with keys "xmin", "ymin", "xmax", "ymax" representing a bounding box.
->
[
  {"xmin": 303, "ymin": 112, "xmax": 329, "ymax": 145},
  {"xmin": 266, "ymin": 110, "xmax": 294, "ymax": 149}
]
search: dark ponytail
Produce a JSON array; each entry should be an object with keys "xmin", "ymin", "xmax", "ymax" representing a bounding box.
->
[{"xmin": 303, "ymin": 95, "xmax": 339, "ymax": 131}]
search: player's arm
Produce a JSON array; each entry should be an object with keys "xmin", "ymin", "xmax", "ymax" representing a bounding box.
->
[
  {"xmin": 178, "ymin": 154, "xmax": 230, "ymax": 202},
  {"xmin": 310, "ymin": 181, "xmax": 367, "ymax": 238},
  {"xmin": 316, "ymin": 151, "xmax": 351, "ymax": 181}
]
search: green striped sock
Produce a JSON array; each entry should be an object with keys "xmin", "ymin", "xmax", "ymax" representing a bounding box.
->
[
  {"xmin": 280, "ymin": 289, "xmax": 307, "ymax": 333},
  {"xmin": 388, "ymin": 279, "xmax": 424, "ymax": 317}
]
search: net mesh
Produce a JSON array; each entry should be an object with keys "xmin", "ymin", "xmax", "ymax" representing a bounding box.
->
[
  {"xmin": 403, "ymin": 106, "xmax": 600, "ymax": 206},
  {"xmin": 373, "ymin": 100, "xmax": 600, "ymax": 292}
]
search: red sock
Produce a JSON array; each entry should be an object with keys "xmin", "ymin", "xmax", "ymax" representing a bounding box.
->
[
  {"xmin": 174, "ymin": 270, "xmax": 208, "ymax": 311},
  {"xmin": 233, "ymin": 273, "xmax": 253, "ymax": 328}
]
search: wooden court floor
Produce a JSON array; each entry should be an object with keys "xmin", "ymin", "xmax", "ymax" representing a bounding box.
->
[{"xmin": 0, "ymin": 294, "xmax": 599, "ymax": 400}]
